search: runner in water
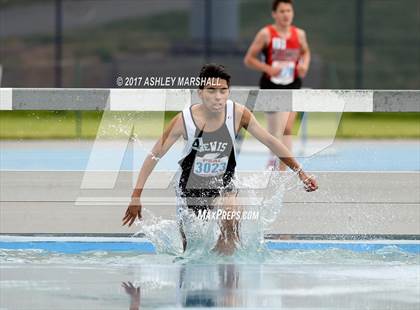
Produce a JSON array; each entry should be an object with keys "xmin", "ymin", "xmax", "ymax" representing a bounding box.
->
[{"xmin": 123, "ymin": 64, "xmax": 317, "ymax": 255}]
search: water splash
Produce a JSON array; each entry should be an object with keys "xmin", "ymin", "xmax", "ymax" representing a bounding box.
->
[{"xmin": 132, "ymin": 170, "xmax": 305, "ymax": 263}]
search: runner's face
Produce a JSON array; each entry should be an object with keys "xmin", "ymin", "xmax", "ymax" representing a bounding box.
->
[
  {"xmin": 199, "ymin": 79, "xmax": 230, "ymax": 113},
  {"xmin": 272, "ymin": 3, "xmax": 294, "ymax": 27}
]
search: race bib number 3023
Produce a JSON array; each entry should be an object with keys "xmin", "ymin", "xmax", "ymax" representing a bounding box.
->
[{"xmin": 193, "ymin": 156, "xmax": 228, "ymax": 177}]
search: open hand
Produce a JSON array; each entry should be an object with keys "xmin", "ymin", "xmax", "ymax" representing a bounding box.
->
[
  {"xmin": 299, "ymin": 172, "xmax": 318, "ymax": 192},
  {"xmin": 122, "ymin": 282, "xmax": 140, "ymax": 309},
  {"xmin": 122, "ymin": 198, "xmax": 142, "ymax": 227}
]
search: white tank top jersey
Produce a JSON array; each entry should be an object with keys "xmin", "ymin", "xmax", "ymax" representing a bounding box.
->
[
  {"xmin": 176, "ymin": 99, "xmax": 237, "ymax": 196},
  {"xmin": 180, "ymin": 99, "xmax": 237, "ymax": 160}
]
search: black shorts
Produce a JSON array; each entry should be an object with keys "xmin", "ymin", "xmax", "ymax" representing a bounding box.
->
[
  {"xmin": 259, "ymin": 76, "xmax": 302, "ymax": 90},
  {"xmin": 179, "ymin": 183, "xmax": 238, "ymax": 215}
]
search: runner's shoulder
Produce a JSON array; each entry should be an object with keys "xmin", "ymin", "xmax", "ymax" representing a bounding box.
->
[
  {"xmin": 233, "ymin": 102, "xmax": 244, "ymax": 113},
  {"xmin": 170, "ymin": 112, "xmax": 186, "ymax": 131},
  {"xmin": 233, "ymin": 102, "xmax": 253, "ymax": 126},
  {"xmin": 255, "ymin": 26, "xmax": 270, "ymax": 41},
  {"xmin": 295, "ymin": 27, "xmax": 307, "ymax": 38}
]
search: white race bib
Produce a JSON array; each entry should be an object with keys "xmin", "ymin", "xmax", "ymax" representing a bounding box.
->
[
  {"xmin": 272, "ymin": 38, "xmax": 287, "ymax": 50},
  {"xmin": 193, "ymin": 155, "xmax": 228, "ymax": 177},
  {"xmin": 270, "ymin": 60, "xmax": 295, "ymax": 85}
]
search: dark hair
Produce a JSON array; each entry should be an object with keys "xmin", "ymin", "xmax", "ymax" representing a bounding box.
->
[
  {"xmin": 272, "ymin": 0, "xmax": 293, "ymax": 11},
  {"xmin": 198, "ymin": 63, "xmax": 231, "ymax": 89}
]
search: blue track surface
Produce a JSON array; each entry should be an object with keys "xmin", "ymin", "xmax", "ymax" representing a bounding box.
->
[
  {"xmin": 1, "ymin": 142, "xmax": 419, "ymax": 171},
  {"xmin": 1, "ymin": 241, "xmax": 418, "ymax": 254}
]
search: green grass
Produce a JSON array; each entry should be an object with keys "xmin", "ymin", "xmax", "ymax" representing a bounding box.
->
[
  {"xmin": 1, "ymin": 111, "xmax": 418, "ymax": 140},
  {"xmin": 302, "ymin": 112, "xmax": 420, "ymax": 139}
]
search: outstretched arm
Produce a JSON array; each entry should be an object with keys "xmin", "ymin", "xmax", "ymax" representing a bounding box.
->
[
  {"xmin": 122, "ymin": 113, "xmax": 185, "ymax": 226},
  {"xmin": 238, "ymin": 105, "xmax": 317, "ymax": 191}
]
